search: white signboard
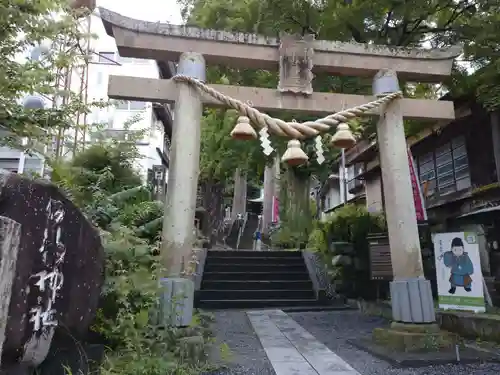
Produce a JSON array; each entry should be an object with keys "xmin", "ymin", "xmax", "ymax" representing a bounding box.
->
[{"xmin": 433, "ymin": 232, "xmax": 485, "ymax": 312}]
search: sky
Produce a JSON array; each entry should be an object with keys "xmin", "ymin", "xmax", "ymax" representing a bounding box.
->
[{"xmin": 97, "ymin": 0, "xmax": 183, "ymax": 24}]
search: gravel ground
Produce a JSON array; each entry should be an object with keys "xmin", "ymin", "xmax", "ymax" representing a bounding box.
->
[
  {"xmin": 203, "ymin": 310, "xmax": 276, "ymax": 375},
  {"xmin": 289, "ymin": 310, "xmax": 500, "ymax": 375}
]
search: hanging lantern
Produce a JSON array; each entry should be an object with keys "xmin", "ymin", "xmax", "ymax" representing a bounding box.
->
[
  {"xmin": 69, "ymin": 0, "xmax": 96, "ymax": 15},
  {"xmin": 230, "ymin": 116, "xmax": 257, "ymax": 140},
  {"xmin": 281, "ymin": 139, "xmax": 309, "ymax": 166},
  {"xmin": 330, "ymin": 122, "xmax": 356, "ymax": 149}
]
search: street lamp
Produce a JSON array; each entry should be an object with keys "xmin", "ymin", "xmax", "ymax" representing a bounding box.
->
[
  {"xmin": 23, "ymin": 95, "xmax": 45, "ymax": 110},
  {"xmin": 20, "ymin": 95, "xmax": 46, "ymax": 174},
  {"xmin": 29, "ymin": 45, "xmax": 50, "ymax": 62}
]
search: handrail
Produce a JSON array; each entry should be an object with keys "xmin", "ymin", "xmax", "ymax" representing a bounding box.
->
[{"xmin": 235, "ymin": 212, "xmax": 249, "ymax": 250}]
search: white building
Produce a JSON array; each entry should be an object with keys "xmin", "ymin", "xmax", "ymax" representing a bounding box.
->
[
  {"xmin": 82, "ymin": 12, "xmax": 166, "ymax": 180},
  {"xmin": 318, "ymin": 159, "xmax": 360, "ymax": 220},
  {"xmin": 0, "ymin": 11, "xmax": 172, "ymax": 182}
]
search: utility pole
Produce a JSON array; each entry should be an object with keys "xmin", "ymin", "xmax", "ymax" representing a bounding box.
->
[{"xmin": 341, "ymin": 148, "xmax": 348, "ymax": 204}]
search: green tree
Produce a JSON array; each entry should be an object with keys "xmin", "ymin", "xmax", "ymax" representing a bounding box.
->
[
  {"xmin": 180, "ymin": 0, "xmax": 499, "ymax": 242},
  {"xmin": 182, "ymin": 0, "xmax": 500, "ymax": 109},
  {"xmin": 0, "ymin": 0, "xmax": 106, "ymax": 151}
]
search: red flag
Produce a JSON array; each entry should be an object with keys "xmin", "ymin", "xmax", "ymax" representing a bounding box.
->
[{"xmin": 407, "ymin": 148, "xmax": 427, "ymax": 221}]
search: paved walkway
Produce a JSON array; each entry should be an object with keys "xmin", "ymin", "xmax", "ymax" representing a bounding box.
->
[
  {"xmin": 247, "ymin": 310, "xmax": 359, "ymax": 375},
  {"xmin": 208, "ymin": 310, "xmax": 500, "ymax": 375}
]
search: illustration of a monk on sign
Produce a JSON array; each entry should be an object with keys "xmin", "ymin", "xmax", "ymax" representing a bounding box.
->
[{"xmin": 443, "ymin": 237, "xmax": 474, "ymax": 294}]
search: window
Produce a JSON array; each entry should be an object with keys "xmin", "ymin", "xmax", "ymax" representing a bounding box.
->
[
  {"xmin": 129, "ymin": 101, "xmax": 146, "ymax": 110},
  {"xmin": 97, "ymin": 52, "xmax": 116, "ymax": 64},
  {"xmin": 417, "ymin": 136, "xmax": 471, "ymax": 197},
  {"xmin": 116, "ymin": 54, "xmax": 149, "ymax": 65},
  {"xmin": 346, "ymin": 163, "xmax": 364, "ymax": 194},
  {"xmin": 107, "ymin": 116, "xmax": 115, "ymax": 129},
  {"xmin": 117, "ymin": 54, "xmax": 134, "ymax": 64},
  {"xmin": 96, "ymin": 71, "xmax": 104, "ymax": 86},
  {"xmin": 115, "ymin": 100, "xmax": 129, "ymax": 110},
  {"xmin": 114, "ymin": 100, "xmax": 146, "ymax": 111}
]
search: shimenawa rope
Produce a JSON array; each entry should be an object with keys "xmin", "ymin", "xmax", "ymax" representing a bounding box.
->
[{"xmin": 172, "ymin": 74, "xmax": 402, "ymax": 139}]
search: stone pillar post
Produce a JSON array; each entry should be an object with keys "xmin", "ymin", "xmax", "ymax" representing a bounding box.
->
[
  {"xmin": 231, "ymin": 168, "xmax": 247, "ymax": 220},
  {"xmin": 0, "ymin": 217, "xmax": 21, "ymax": 369},
  {"xmin": 161, "ymin": 52, "xmax": 205, "ymax": 277},
  {"xmin": 373, "ymin": 69, "xmax": 435, "ymax": 324},
  {"xmin": 262, "ymin": 161, "xmax": 277, "ymax": 234}
]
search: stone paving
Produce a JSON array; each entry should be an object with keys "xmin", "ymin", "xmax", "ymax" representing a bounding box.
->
[
  {"xmin": 208, "ymin": 310, "xmax": 500, "ymax": 375},
  {"xmin": 248, "ymin": 310, "xmax": 359, "ymax": 375}
]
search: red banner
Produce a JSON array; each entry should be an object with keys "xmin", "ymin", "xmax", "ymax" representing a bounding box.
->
[
  {"xmin": 407, "ymin": 148, "xmax": 427, "ymax": 221},
  {"xmin": 272, "ymin": 196, "xmax": 279, "ymax": 223}
]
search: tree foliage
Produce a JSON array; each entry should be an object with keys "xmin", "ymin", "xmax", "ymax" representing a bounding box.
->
[
  {"xmin": 0, "ymin": 0, "xmax": 107, "ymax": 151},
  {"xmin": 178, "ymin": 0, "xmax": 500, "ymax": 242},
  {"xmin": 51, "ymin": 140, "xmax": 216, "ymax": 374},
  {"xmin": 181, "ymin": 0, "xmax": 500, "ymax": 135}
]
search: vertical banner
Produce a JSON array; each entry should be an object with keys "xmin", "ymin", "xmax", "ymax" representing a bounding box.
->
[
  {"xmin": 433, "ymin": 232, "xmax": 485, "ymax": 312},
  {"xmin": 271, "ymin": 196, "xmax": 279, "ymax": 223},
  {"xmin": 407, "ymin": 148, "xmax": 427, "ymax": 221}
]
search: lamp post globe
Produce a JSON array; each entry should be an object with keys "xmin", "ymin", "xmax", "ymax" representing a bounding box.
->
[
  {"xmin": 29, "ymin": 45, "xmax": 50, "ymax": 62},
  {"xmin": 23, "ymin": 95, "xmax": 45, "ymax": 110}
]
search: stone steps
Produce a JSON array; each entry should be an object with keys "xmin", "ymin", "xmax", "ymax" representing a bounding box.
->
[{"xmin": 196, "ymin": 250, "xmax": 324, "ymax": 310}]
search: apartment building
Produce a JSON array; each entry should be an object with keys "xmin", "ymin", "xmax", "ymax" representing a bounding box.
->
[
  {"xmin": 1, "ymin": 11, "xmax": 171, "ymax": 181},
  {"xmin": 79, "ymin": 14, "xmax": 166, "ymax": 180}
]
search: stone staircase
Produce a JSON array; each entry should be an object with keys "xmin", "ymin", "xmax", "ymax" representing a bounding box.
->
[{"xmin": 195, "ymin": 250, "xmax": 321, "ymax": 309}]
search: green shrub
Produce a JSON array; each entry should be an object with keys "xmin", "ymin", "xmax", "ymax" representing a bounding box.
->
[
  {"xmin": 308, "ymin": 204, "xmax": 386, "ymax": 299},
  {"xmin": 52, "ymin": 142, "xmax": 217, "ymax": 375}
]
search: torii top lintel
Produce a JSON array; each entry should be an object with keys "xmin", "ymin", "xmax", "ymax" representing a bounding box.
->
[{"xmin": 99, "ymin": 8, "xmax": 460, "ymax": 83}]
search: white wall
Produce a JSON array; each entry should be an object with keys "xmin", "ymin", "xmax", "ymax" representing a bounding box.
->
[
  {"xmin": 69, "ymin": 13, "xmax": 165, "ymax": 180},
  {"xmin": 320, "ymin": 165, "xmax": 356, "ymax": 219}
]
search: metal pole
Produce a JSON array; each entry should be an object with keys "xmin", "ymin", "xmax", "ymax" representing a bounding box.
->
[
  {"xmin": 341, "ymin": 148, "xmax": 347, "ymax": 204},
  {"xmin": 161, "ymin": 52, "xmax": 205, "ymax": 276},
  {"xmin": 17, "ymin": 151, "xmax": 25, "ymax": 174},
  {"xmin": 373, "ymin": 69, "xmax": 435, "ymax": 324}
]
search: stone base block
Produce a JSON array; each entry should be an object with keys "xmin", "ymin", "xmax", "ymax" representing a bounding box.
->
[
  {"xmin": 391, "ymin": 277, "xmax": 435, "ymax": 323},
  {"xmin": 158, "ymin": 278, "xmax": 194, "ymax": 327},
  {"xmin": 373, "ymin": 324, "xmax": 457, "ymax": 352}
]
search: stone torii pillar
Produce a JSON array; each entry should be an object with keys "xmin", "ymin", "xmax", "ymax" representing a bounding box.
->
[
  {"xmin": 262, "ymin": 156, "xmax": 279, "ymax": 234},
  {"xmin": 231, "ymin": 168, "xmax": 247, "ymax": 220},
  {"xmin": 161, "ymin": 52, "xmax": 205, "ymax": 276},
  {"xmin": 373, "ymin": 69, "xmax": 435, "ymax": 324},
  {"xmin": 158, "ymin": 52, "xmax": 204, "ymax": 327}
]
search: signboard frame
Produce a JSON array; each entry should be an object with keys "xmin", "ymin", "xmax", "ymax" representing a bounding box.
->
[{"xmin": 432, "ymin": 231, "xmax": 485, "ymax": 313}]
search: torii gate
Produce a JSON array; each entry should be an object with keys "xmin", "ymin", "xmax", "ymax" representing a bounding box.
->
[{"xmin": 99, "ymin": 8, "xmax": 459, "ymax": 326}]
